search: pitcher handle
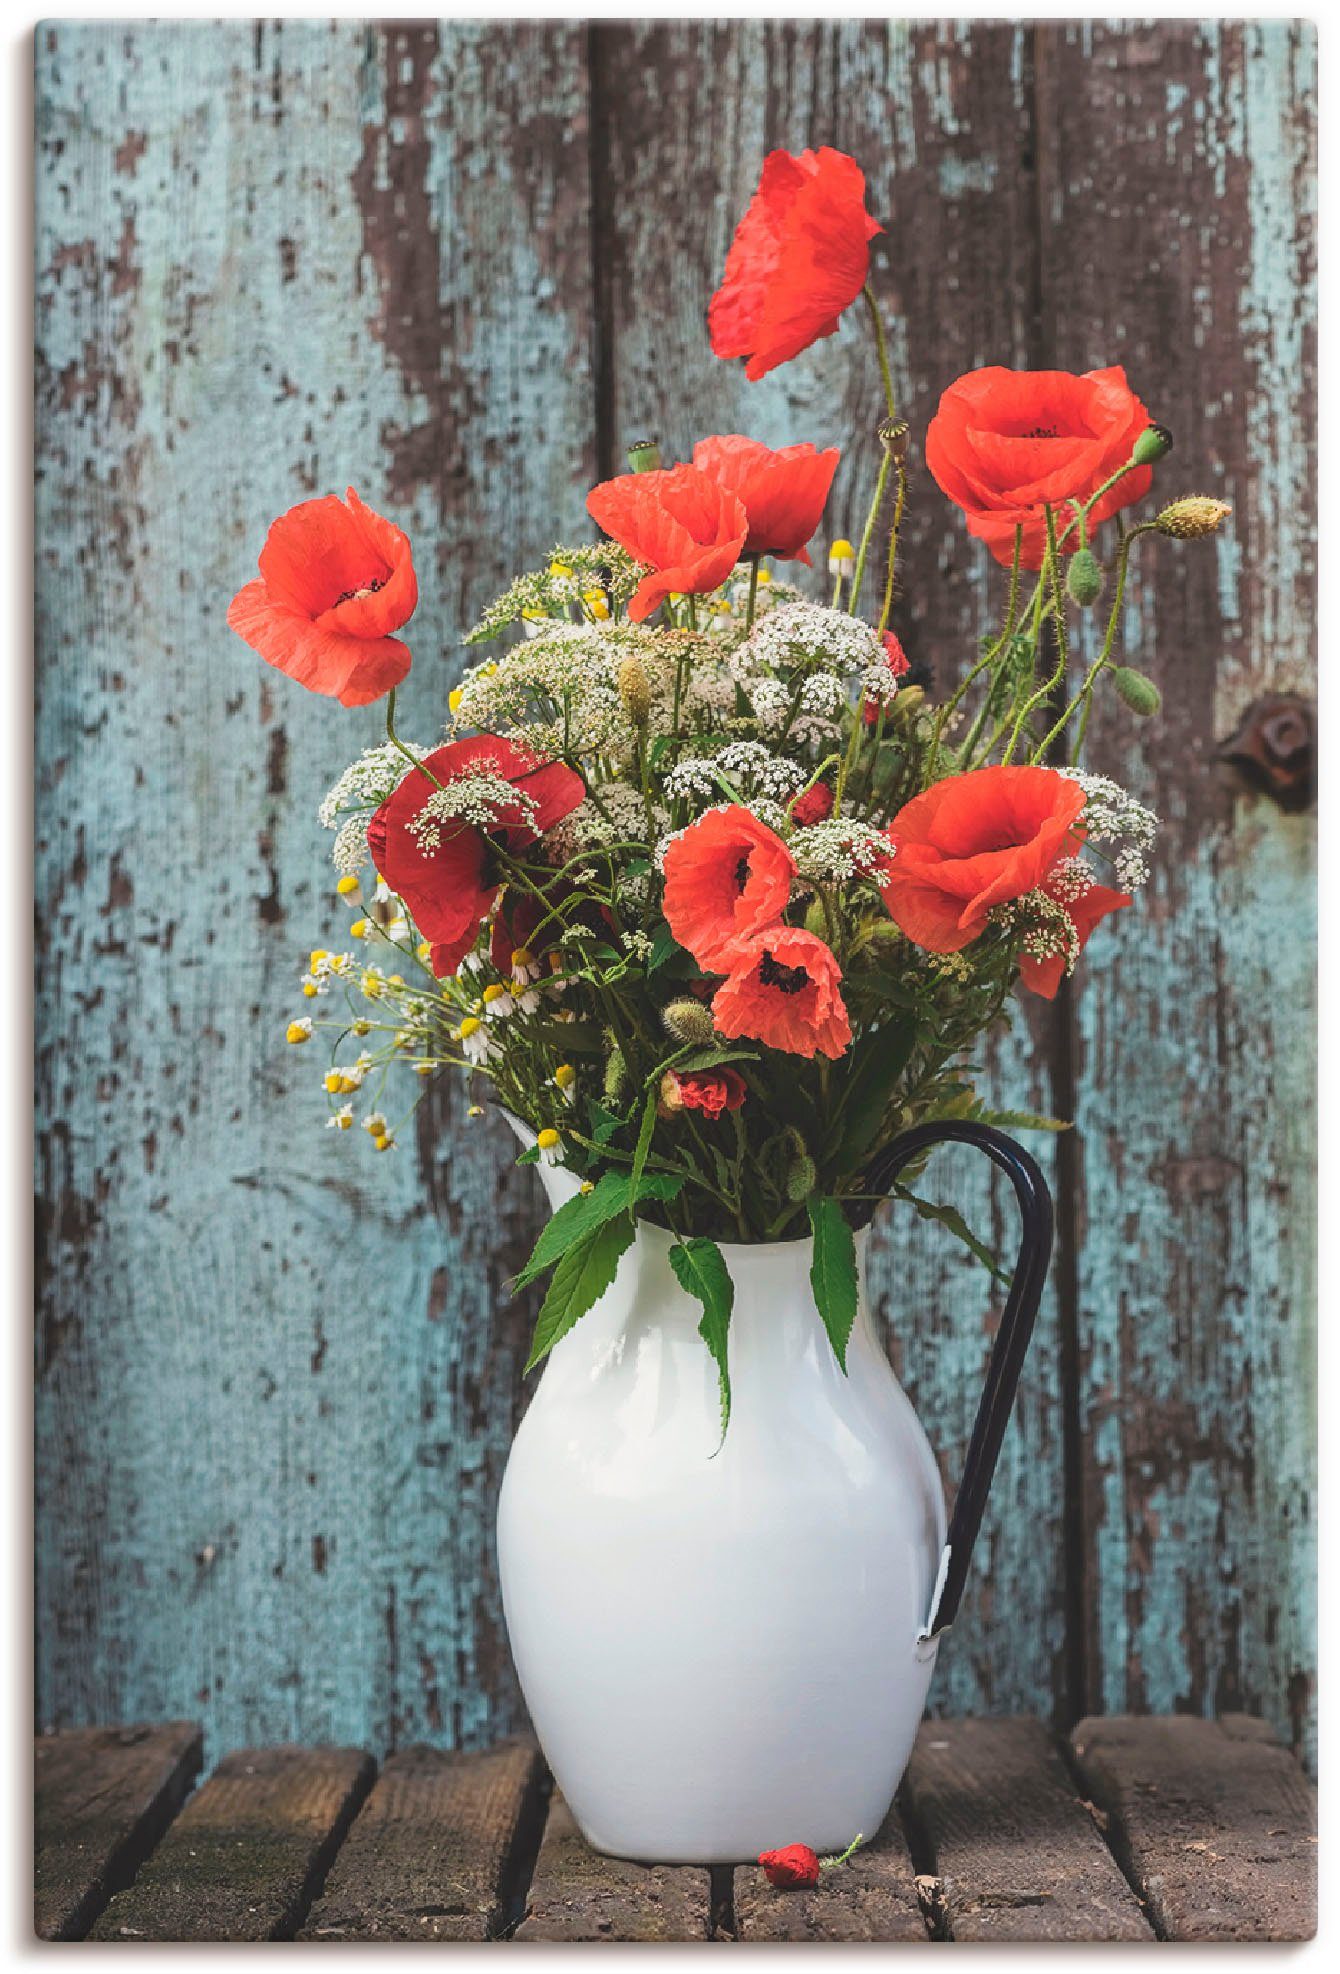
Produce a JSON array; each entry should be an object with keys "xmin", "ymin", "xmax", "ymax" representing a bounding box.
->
[{"xmin": 859, "ymin": 1120, "xmax": 1054, "ymax": 1644}]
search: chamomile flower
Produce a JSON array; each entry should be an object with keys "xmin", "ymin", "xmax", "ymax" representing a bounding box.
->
[
  {"xmin": 482, "ymin": 981, "xmax": 515, "ymax": 1019},
  {"xmin": 327, "ymin": 1103, "xmax": 355, "ymax": 1131},
  {"xmin": 457, "ymin": 1015, "xmax": 499, "ymax": 1066},
  {"xmin": 536, "ymin": 1127, "xmax": 564, "ymax": 1166},
  {"xmin": 286, "ymin": 1018, "xmax": 313, "ymax": 1045},
  {"xmin": 553, "ymin": 1064, "xmax": 577, "ymax": 1104}
]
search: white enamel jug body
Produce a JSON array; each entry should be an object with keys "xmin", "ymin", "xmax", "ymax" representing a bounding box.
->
[{"xmin": 495, "ymin": 1121, "xmax": 946, "ymax": 1864}]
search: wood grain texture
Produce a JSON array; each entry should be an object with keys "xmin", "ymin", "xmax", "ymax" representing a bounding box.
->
[
  {"xmin": 34, "ymin": 1720, "xmax": 203, "ymax": 1939},
  {"xmin": 298, "ymin": 1738, "xmax": 545, "ymax": 1940},
  {"xmin": 35, "ymin": 19, "xmax": 591, "ymax": 1762},
  {"xmin": 1035, "ymin": 21, "xmax": 1317, "ymax": 1769},
  {"xmin": 35, "ymin": 20, "xmax": 1314, "ymax": 1767},
  {"xmin": 733, "ymin": 1799, "xmax": 928, "ymax": 1942},
  {"xmin": 88, "ymin": 1744, "xmax": 374, "ymax": 1940},
  {"xmin": 901, "ymin": 1715, "xmax": 1152, "ymax": 1940},
  {"xmin": 1070, "ymin": 1713, "xmax": 1317, "ymax": 1940},
  {"xmin": 513, "ymin": 1794, "xmax": 710, "ymax": 1942}
]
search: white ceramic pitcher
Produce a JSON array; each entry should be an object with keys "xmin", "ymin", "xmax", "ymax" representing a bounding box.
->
[{"xmin": 496, "ymin": 1114, "xmax": 1051, "ymax": 1864}]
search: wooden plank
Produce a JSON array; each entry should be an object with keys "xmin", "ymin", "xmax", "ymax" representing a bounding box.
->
[
  {"xmin": 901, "ymin": 1716, "xmax": 1152, "ymax": 1940},
  {"xmin": 1037, "ymin": 20, "xmax": 1317, "ymax": 1766},
  {"xmin": 733, "ymin": 1800, "xmax": 927, "ymax": 1942},
  {"xmin": 595, "ymin": 14, "xmax": 1068, "ymax": 1730},
  {"xmin": 299, "ymin": 1738, "xmax": 545, "ymax": 1941},
  {"xmin": 87, "ymin": 1745, "xmax": 373, "ymax": 1941},
  {"xmin": 1070, "ymin": 1714, "xmax": 1316, "ymax": 1941},
  {"xmin": 34, "ymin": 1721, "xmax": 203, "ymax": 1940},
  {"xmin": 34, "ymin": 17, "xmax": 592, "ymax": 1760},
  {"xmin": 514, "ymin": 1795, "xmax": 710, "ymax": 1943}
]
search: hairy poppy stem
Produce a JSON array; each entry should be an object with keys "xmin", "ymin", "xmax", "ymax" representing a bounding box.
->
[
  {"xmin": 862, "ymin": 285, "xmax": 897, "ymax": 422},
  {"xmin": 384, "ymin": 686, "xmax": 441, "ymax": 787}
]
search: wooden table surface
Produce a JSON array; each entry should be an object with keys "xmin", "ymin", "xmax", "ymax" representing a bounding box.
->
[{"xmin": 35, "ymin": 1713, "xmax": 1316, "ymax": 1943}]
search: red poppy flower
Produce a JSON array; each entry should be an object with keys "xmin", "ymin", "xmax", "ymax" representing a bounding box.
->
[
  {"xmin": 663, "ymin": 1066, "xmax": 748, "ymax": 1119},
  {"xmin": 925, "ymin": 367, "xmax": 1154, "ymax": 569},
  {"xmin": 789, "ymin": 780, "xmax": 834, "ymax": 827},
  {"xmin": 760, "ymin": 1845, "xmax": 821, "ymax": 1890},
  {"xmin": 368, "ymin": 737, "xmax": 584, "ymax": 977},
  {"xmin": 712, "ymin": 927, "xmax": 852, "ymax": 1061},
  {"xmin": 586, "ymin": 465, "xmax": 748, "ymax": 622},
  {"xmin": 228, "ymin": 487, "xmax": 417, "ymax": 706},
  {"xmin": 863, "ymin": 630, "xmax": 910, "ymax": 724},
  {"xmin": 691, "ymin": 436, "xmax": 840, "ymax": 564},
  {"xmin": 880, "ymin": 765, "xmax": 1086, "ymax": 954},
  {"xmin": 662, "ymin": 807, "xmax": 796, "ymax": 970},
  {"xmin": 709, "ymin": 148, "xmax": 882, "ymax": 381},
  {"xmin": 1019, "ymin": 876, "xmax": 1130, "ymax": 999}
]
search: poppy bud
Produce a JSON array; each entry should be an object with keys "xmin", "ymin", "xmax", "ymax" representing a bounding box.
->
[
  {"xmin": 1065, "ymin": 546, "xmax": 1103, "ymax": 608},
  {"xmin": 658, "ymin": 1071, "xmax": 685, "ymax": 1116},
  {"xmin": 603, "ymin": 1043, "xmax": 627, "ymax": 1102},
  {"xmin": 891, "ymin": 684, "xmax": 925, "ymax": 721},
  {"xmin": 617, "ymin": 655, "xmax": 652, "ymax": 727},
  {"xmin": 786, "ymin": 1151, "xmax": 817, "ymax": 1202},
  {"xmin": 1111, "ymin": 665, "xmax": 1162, "ymax": 716},
  {"xmin": 626, "ymin": 437, "xmax": 662, "ymax": 474},
  {"xmin": 1155, "ymin": 495, "xmax": 1232, "ymax": 540},
  {"xmin": 661, "ymin": 998, "xmax": 718, "ymax": 1046},
  {"xmin": 1132, "ymin": 423, "xmax": 1173, "ymax": 466}
]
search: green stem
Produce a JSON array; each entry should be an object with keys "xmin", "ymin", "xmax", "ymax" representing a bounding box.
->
[
  {"xmin": 848, "ymin": 452, "xmax": 891, "ymax": 617},
  {"xmin": 1003, "ymin": 507, "xmax": 1068, "ymax": 764},
  {"xmin": 931, "ymin": 525, "xmax": 1024, "ymax": 760},
  {"xmin": 876, "ymin": 458, "xmax": 907, "ymax": 635},
  {"xmin": 862, "ymin": 284, "xmax": 897, "ymax": 421},
  {"xmin": 745, "ymin": 554, "xmax": 761, "ymax": 630},
  {"xmin": 385, "ymin": 686, "xmax": 440, "ymax": 787}
]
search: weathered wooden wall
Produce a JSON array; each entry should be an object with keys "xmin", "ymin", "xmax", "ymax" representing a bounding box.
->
[{"xmin": 35, "ymin": 20, "xmax": 1316, "ymax": 1769}]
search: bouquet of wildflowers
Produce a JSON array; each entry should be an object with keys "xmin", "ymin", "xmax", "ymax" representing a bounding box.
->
[{"xmin": 230, "ymin": 147, "xmax": 1227, "ymax": 1423}]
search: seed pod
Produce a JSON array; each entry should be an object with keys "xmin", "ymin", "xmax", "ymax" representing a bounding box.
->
[
  {"xmin": 1111, "ymin": 665, "xmax": 1162, "ymax": 717},
  {"xmin": 1132, "ymin": 423, "xmax": 1173, "ymax": 465},
  {"xmin": 617, "ymin": 654, "xmax": 652, "ymax": 727},
  {"xmin": 661, "ymin": 998, "xmax": 717, "ymax": 1046},
  {"xmin": 1066, "ymin": 546, "xmax": 1103, "ymax": 608},
  {"xmin": 1156, "ymin": 495, "xmax": 1232, "ymax": 540},
  {"xmin": 627, "ymin": 437, "xmax": 661, "ymax": 474},
  {"xmin": 603, "ymin": 1042, "xmax": 628, "ymax": 1102}
]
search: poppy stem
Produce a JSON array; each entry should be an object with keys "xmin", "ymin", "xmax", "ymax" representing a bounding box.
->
[
  {"xmin": 933, "ymin": 525, "xmax": 1024, "ymax": 761},
  {"xmin": 876, "ymin": 456, "xmax": 908, "ymax": 635},
  {"xmin": 384, "ymin": 686, "xmax": 441, "ymax": 788},
  {"xmin": 847, "ymin": 452, "xmax": 891, "ymax": 617},
  {"xmin": 745, "ymin": 555, "xmax": 762, "ymax": 630},
  {"xmin": 862, "ymin": 285, "xmax": 897, "ymax": 422}
]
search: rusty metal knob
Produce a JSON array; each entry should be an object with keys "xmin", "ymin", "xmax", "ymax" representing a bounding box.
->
[{"xmin": 1218, "ymin": 693, "xmax": 1315, "ymax": 813}]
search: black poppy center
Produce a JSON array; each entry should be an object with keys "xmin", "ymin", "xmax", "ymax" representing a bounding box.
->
[
  {"xmin": 1024, "ymin": 425, "xmax": 1060, "ymax": 439},
  {"xmin": 734, "ymin": 855, "xmax": 751, "ymax": 893},
  {"xmin": 334, "ymin": 574, "xmax": 387, "ymax": 607},
  {"xmin": 759, "ymin": 951, "xmax": 809, "ymax": 996}
]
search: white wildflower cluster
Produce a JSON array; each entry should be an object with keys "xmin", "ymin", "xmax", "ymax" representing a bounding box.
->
[
  {"xmin": 1059, "ymin": 770, "xmax": 1158, "ymax": 891},
  {"xmin": 452, "ymin": 629, "xmax": 631, "ymax": 759},
  {"xmin": 621, "ymin": 928, "xmax": 655, "ymax": 961},
  {"xmin": 742, "ymin": 603, "xmax": 884, "ymax": 681},
  {"xmin": 860, "ymin": 661, "xmax": 901, "ymax": 711},
  {"xmin": 799, "ymin": 672, "xmax": 846, "ymax": 718},
  {"xmin": 332, "ymin": 814, "xmax": 372, "ymax": 877},
  {"xmin": 1016, "ymin": 891, "xmax": 1082, "ymax": 977},
  {"xmin": 665, "ymin": 741, "xmax": 805, "ymax": 805},
  {"xmin": 407, "ymin": 770, "xmax": 537, "ymax": 853},
  {"xmin": 541, "ymin": 781, "xmax": 657, "ymax": 865},
  {"xmin": 319, "ymin": 742, "xmax": 429, "ymax": 828},
  {"xmin": 745, "ymin": 676, "xmax": 791, "ymax": 733},
  {"xmin": 301, "ymin": 950, "xmax": 357, "ymax": 997},
  {"xmin": 789, "ymin": 820, "xmax": 891, "ymax": 885}
]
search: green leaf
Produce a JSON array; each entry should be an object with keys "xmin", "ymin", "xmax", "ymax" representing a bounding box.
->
[
  {"xmin": 806, "ymin": 1197, "xmax": 859, "ymax": 1373},
  {"xmin": 513, "ymin": 1169, "xmax": 684, "ymax": 1290},
  {"xmin": 525, "ymin": 1214, "xmax": 636, "ymax": 1371},
  {"xmin": 897, "ymin": 1187, "xmax": 1009, "ymax": 1284},
  {"xmin": 829, "ymin": 1017, "xmax": 917, "ymax": 1167},
  {"xmin": 971, "ymin": 1107, "xmax": 1070, "ymax": 1134},
  {"xmin": 647, "ymin": 922, "xmax": 679, "ymax": 972},
  {"xmin": 671, "ymin": 1046, "xmax": 758, "ymax": 1075},
  {"xmin": 668, "ymin": 1238, "xmax": 735, "ymax": 1442},
  {"xmin": 629, "ymin": 1080, "xmax": 659, "ymax": 1202}
]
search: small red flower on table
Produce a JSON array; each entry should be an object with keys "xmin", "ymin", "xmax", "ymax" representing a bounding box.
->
[
  {"xmin": 879, "ymin": 765, "xmax": 1087, "ymax": 954},
  {"xmin": 368, "ymin": 736, "xmax": 583, "ymax": 977},
  {"xmin": 709, "ymin": 148, "xmax": 882, "ymax": 381},
  {"xmin": 662, "ymin": 807, "xmax": 796, "ymax": 970},
  {"xmin": 712, "ymin": 926, "xmax": 852, "ymax": 1062},
  {"xmin": 228, "ymin": 487, "xmax": 417, "ymax": 706},
  {"xmin": 759, "ymin": 1844, "xmax": 821, "ymax": 1889},
  {"xmin": 924, "ymin": 366, "xmax": 1154, "ymax": 569},
  {"xmin": 692, "ymin": 436, "xmax": 840, "ymax": 564},
  {"xmin": 586, "ymin": 465, "xmax": 747, "ymax": 622}
]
